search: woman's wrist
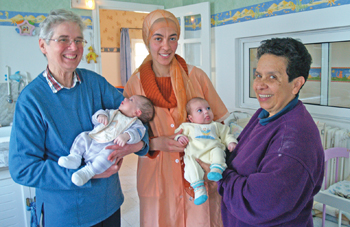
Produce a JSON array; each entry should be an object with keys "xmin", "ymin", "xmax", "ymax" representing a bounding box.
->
[
  {"xmin": 149, "ymin": 136, "xmax": 157, "ymax": 151},
  {"xmin": 147, "ymin": 137, "xmax": 159, "ymax": 158}
]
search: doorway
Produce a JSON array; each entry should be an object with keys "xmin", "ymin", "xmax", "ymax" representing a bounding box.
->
[
  {"xmin": 92, "ymin": 1, "xmax": 164, "ymax": 86},
  {"xmin": 92, "ymin": 1, "xmax": 212, "ymax": 86},
  {"xmin": 99, "ymin": 9, "xmax": 148, "ymax": 87}
]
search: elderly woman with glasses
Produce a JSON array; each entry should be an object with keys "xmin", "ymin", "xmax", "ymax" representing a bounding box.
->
[{"xmin": 9, "ymin": 9, "xmax": 149, "ymax": 227}]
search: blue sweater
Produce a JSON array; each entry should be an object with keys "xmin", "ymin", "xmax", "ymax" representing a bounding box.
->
[
  {"xmin": 218, "ymin": 101, "xmax": 324, "ymax": 226},
  {"xmin": 9, "ymin": 68, "xmax": 149, "ymax": 227}
]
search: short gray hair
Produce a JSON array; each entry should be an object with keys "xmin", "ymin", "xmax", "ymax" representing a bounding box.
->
[{"xmin": 39, "ymin": 9, "xmax": 86, "ymax": 42}]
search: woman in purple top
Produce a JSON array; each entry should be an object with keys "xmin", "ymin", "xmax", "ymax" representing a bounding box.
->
[{"xmin": 199, "ymin": 38, "xmax": 324, "ymax": 226}]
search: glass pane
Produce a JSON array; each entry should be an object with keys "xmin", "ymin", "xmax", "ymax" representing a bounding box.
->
[
  {"xmin": 177, "ymin": 17, "xmax": 181, "ymax": 27},
  {"xmin": 184, "ymin": 14, "xmax": 201, "ymax": 39},
  {"xmin": 249, "ymin": 48, "xmax": 258, "ymax": 98},
  {"xmin": 329, "ymin": 41, "xmax": 350, "ymax": 108},
  {"xmin": 249, "ymin": 44, "xmax": 323, "ymax": 103},
  {"xmin": 299, "ymin": 44, "xmax": 322, "ymax": 105},
  {"xmin": 176, "ymin": 17, "xmax": 182, "ymax": 56},
  {"xmin": 185, "ymin": 43, "xmax": 201, "ymax": 66}
]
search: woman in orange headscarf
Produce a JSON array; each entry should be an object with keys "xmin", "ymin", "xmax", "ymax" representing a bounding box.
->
[{"xmin": 123, "ymin": 9, "xmax": 229, "ymax": 226}]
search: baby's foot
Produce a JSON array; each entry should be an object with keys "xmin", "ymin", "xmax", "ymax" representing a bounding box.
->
[
  {"xmin": 72, "ymin": 166, "xmax": 95, "ymax": 186},
  {"xmin": 207, "ymin": 164, "xmax": 225, "ymax": 181},
  {"xmin": 191, "ymin": 180, "xmax": 208, "ymax": 205},
  {"xmin": 58, "ymin": 154, "xmax": 82, "ymax": 169},
  {"xmin": 194, "ymin": 186, "xmax": 208, "ymax": 205}
]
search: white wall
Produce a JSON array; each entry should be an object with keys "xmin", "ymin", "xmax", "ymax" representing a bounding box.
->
[
  {"xmin": 0, "ymin": 26, "xmax": 96, "ymax": 83},
  {"xmin": 0, "ymin": 26, "xmax": 45, "ymax": 82}
]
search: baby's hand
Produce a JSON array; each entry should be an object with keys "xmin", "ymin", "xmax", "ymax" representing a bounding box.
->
[
  {"xmin": 97, "ymin": 115, "xmax": 108, "ymax": 125},
  {"xmin": 114, "ymin": 133, "xmax": 130, "ymax": 147},
  {"xmin": 227, "ymin": 142, "xmax": 237, "ymax": 152},
  {"xmin": 177, "ymin": 136, "xmax": 189, "ymax": 146}
]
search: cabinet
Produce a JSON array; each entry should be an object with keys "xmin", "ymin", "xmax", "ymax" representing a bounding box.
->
[{"xmin": 0, "ymin": 169, "xmax": 35, "ymax": 227}]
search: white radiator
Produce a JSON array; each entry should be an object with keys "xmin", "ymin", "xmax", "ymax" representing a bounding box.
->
[{"xmin": 315, "ymin": 121, "xmax": 350, "ymax": 150}]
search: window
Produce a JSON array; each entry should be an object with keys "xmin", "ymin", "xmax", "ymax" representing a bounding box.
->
[
  {"xmin": 240, "ymin": 27, "xmax": 350, "ymax": 121},
  {"xmin": 131, "ymin": 39, "xmax": 148, "ymax": 73}
]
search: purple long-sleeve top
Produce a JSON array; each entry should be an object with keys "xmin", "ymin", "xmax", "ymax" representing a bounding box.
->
[{"xmin": 218, "ymin": 100, "xmax": 324, "ymax": 226}]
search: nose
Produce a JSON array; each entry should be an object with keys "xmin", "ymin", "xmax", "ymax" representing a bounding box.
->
[
  {"xmin": 254, "ymin": 78, "xmax": 268, "ymax": 90},
  {"xmin": 162, "ymin": 40, "xmax": 171, "ymax": 50},
  {"xmin": 68, "ymin": 40, "xmax": 78, "ymax": 50}
]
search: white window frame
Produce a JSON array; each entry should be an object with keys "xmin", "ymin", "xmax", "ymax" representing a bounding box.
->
[
  {"xmin": 239, "ymin": 26, "xmax": 350, "ymax": 122},
  {"xmin": 168, "ymin": 2, "xmax": 211, "ymax": 78}
]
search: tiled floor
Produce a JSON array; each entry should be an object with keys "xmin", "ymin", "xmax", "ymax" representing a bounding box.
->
[
  {"xmin": 119, "ymin": 154, "xmax": 140, "ymax": 227},
  {"xmin": 119, "ymin": 154, "xmax": 347, "ymax": 227}
]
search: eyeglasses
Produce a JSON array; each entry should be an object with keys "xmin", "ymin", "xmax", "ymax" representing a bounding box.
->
[{"xmin": 47, "ymin": 38, "xmax": 87, "ymax": 47}]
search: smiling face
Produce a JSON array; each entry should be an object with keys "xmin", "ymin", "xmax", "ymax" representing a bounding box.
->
[
  {"xmin": 253, "ymin": 54, "xmax": 305, "ymax": 117},
  {"xmin": 188, "ymin": 99, "xmax": 214, "ymax": 124},
  {"xmin": 39, "ymin": 21, "xmax": 84, "ymax": 76},
  {"xmin": 119, "ymin": 95, "xmax": 142, "ymax": 118},
  {"xmin": 148, "ymin": 20, "xmax": 178, "ymax": 69}
]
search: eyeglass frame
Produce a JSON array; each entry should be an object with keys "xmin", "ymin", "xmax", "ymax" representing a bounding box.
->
[{"xmin": 46, "ymin": 38, "xmax": 87, "ymax": 47}]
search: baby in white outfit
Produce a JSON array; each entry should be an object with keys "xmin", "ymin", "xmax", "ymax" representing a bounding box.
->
[
  {"xmin": 175, "ymin": 97, "xmax": 237, "ymax": 205},
  {"xmin": 58, "ymin": 95, "xmax": 154, "ymax": 186}
]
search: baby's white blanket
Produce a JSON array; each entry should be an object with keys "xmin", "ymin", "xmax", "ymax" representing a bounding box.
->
[
  {"xmin": 89, "ymin": 110, "xmax": 137, "ymax": 143},
  {"xmin": 327, "ymin": 180, "xmax": 350, "ymax": 199}
]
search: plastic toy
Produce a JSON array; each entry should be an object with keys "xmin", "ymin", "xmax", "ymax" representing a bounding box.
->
[
  {"xmin": 16, "ymin": 20, "xmax": 36, "ymax": 36},
  {"xmin": 9, "ymin": 71, "xmax": 22, "ymax": 82},
  {"xmin": 86, "ymin": 46, "xmax": 99, "ymax": 63}
]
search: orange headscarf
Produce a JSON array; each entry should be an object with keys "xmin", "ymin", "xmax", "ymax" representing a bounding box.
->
[{"xmin": 141, "ymin": 9, "xmax": 195, "ymax": 125}]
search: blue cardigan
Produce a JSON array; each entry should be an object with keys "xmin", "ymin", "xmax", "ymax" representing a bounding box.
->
[{"xmin": 9, "ymin": 68, "xmax": 149, "ymax": 227}]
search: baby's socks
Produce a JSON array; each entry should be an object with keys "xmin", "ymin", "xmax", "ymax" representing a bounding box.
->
[
  {"xmin": 191, "ymin": 180, "xmax": 208, "ymax": 205},
  {"xmin": 58, "ymin": 153, "xmax": 82, "ymax": 169},
  {"xmin": 207, "ymin": 164, "xmax": 225, "ymax": 181},
  {"xmin": 71, "ymin": 165, "xmax": 95, "ymax": 186}
]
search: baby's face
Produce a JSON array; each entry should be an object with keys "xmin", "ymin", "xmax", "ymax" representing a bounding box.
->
[
  {"xmin": 188, "ymin": 99, "xmax": 214, "ymax": 124},
  {"xmin": 119, "ymin": 95, "xmax": 140, "ymax": 118}
]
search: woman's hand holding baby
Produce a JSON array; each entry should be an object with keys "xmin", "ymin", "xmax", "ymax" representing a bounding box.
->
[
  {"xmin": 93, "ymin": 158, "xmax": 123, "ymax": 179},
  {"xmin": 106, "ymin": 141, "xmax": 144, "ymax": 163},
  {"xmin": 228, "ymin": 142, "xmax": 237, "ymax": 152},
  {"xmin": 150, "ymin": 129, "xmax": 186, "ymax": 153}
]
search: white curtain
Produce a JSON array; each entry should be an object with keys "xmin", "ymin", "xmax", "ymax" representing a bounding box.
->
[{"xmin": 120, "ymin": 28, "xmax": 131, "ymax": 86}]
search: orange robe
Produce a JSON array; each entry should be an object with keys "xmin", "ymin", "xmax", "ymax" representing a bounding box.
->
[{"xmin": 124, "ymin": 65, "xmax": 229, "ymax": 227}]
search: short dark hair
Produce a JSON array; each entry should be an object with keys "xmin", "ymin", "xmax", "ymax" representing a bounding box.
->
[
  {"xmin": 137, "ymin": 95, "xmax": 155, "ymax": 123},
  {"xmin": 257, "ymin": 37, "xmax": 312, "ymax": 84},
  {"xmin": 186, "ymin": 97, "xmax": 207, "ymax": 115}
]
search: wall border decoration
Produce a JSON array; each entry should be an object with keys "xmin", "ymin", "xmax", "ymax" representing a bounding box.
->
[
  {"xmin": 211, "ymin": 0, "xmax": 350, "ymax": 27},
  {"xmin": 101, "ymin": 47, "xmax": 120, "ymax": 52},
  {"xmin": 308, "ymin": 67, "xmax": 321, "ymax": 82},
  {"xmin": 0, "ymin": 11, "xmax": 92, "ymax": 29},
  {"xmin": 1, "ymin": 1, "xmax": 349, "ymax": 31},
  {"xmin": 331, "ymin": 67, "xmax": 350, "ymax": 83}
]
